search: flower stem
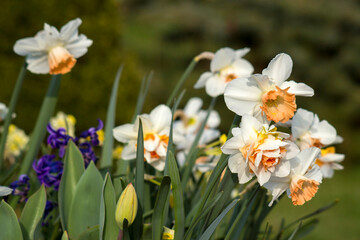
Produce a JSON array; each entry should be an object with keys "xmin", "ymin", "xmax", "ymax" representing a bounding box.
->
[
  {"xmin": 0, "ymin": 61, "xmax": 27, "ymax": 170},
  {"xmin": 19, "ymin": 74, "xmax": 62, "ymax": 175}
]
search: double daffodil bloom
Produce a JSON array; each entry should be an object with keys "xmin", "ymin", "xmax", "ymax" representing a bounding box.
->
[
  {"xmin": 222, "ymin": 115, "xmax": 299, "ymax": 185},
  {"xmin": 113, "ymin": 105, "xmax": 183, "ymax": 171},
  {"xmin": 14, "ymin": 18, "xmax": 92, "ymax": 75},
  {"xmin": 264, "ymin": 147, "xmax": 322, "ymax": 206},
  {"xmin": 224, "ymin": 53, "xmax": 314, "ymax": 123},
  {"xmin": 194, "ymin": 47, "xmax": 254, "ymax": 97}
]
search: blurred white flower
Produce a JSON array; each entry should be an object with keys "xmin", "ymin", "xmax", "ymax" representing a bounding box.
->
[
  {"xmin": 0, "ymin": 186, "xmax": 13, "ymax": 196},
  {"xmin": 50, "ymin": 111, "xmax": 76, "ymax": 137},
  {"xmin": 113, "ymin": 105, "xmax": 182, "ymax": 171},
  {"xmin": 14, "ymin": 18, "xmax": 92, "ymax": 75},
  {"xmin": 0, "ymin": 103, "xmax": 9, "ymax": 121},
  {"xmin": 315, "ymin": 147, "xmax": 344, "ymax": 178},
  {"xmin": 264, "ymin": 147, "xmax": 322, "ymax": 206},
  {"xmin": 291, "ymin": 108, "xmax": 337, "ymax": 150},
  {"xmin": 222, "ymin": 115, "xmax": 299, "ymax": 186},
  {"xmin": 5, "ymin": 124, "xmax": 29, "ymax": 159},
  {"xmin": 224, "ymin": 53, "xmax": 314, "ymax": 123},
  {"xmin": 194, "ymin": 47, "xmax": 254, "ymax": 97}
]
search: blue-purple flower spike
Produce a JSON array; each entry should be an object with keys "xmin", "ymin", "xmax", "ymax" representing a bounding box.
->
[
  {"xmin": 10, "ymin": 174, "xmax": 30, "ymax": 202},
  {"xmin": 78, "ymin": 119, "xmax": 103, "ymax": 146},
  {"xmin": 47, "ymin": 124, "xmax": 72, "ymax": 158},
  {"xmin": 33, "ymin": 154, "xmax": 63, "ymax": 191}
]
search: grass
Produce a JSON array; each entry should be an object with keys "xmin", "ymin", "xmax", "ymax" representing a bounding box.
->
[{"xmin": 266, "ymin": 165, "xmax": 360, "ymax": 240}]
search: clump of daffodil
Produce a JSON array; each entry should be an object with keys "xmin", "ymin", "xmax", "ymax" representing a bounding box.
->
[{"xmin": 115, "ymin": 183, "xmax": 138, "ymax": 229}]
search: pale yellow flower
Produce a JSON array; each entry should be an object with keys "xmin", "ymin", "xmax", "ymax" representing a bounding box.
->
[
  {"xmin": 5, "ymin": 124, "xmax": 29, "ymax": 158},
  {"xmin": 50, "ymin": 111, "xmax": 76, "ymax": 137}
]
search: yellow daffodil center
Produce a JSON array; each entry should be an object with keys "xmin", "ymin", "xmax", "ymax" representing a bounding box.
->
[
  {"xmin": 260, "ymin": 86, "xmax": 296, "ymax": 123},
  {"xmin": 48, "ymin": 46, "xmax": 76, "ymax": 75},
  {"xmin": 290, "ymin": 176, "xmax": 319, "ymax": 206}
]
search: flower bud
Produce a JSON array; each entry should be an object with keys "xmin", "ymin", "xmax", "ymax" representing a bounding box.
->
[{"xmin": 115, "ymin": 183, "xmax": 138, "ymax": 229}]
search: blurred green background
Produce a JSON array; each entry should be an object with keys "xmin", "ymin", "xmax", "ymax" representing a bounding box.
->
[{"xmin": 0, "ymin": 0, "xmax": 359, "ymax": 238}]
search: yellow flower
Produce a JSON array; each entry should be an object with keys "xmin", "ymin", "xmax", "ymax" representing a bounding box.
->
[
  {"xmin": 112, "ymin": 146, "xmax": 123, "ymax": 159},
  {"xmin": 5, "ymin": 124, "xmax": 29, "ymax": 158},
  {"xmin": 96, "ymin": 129, "xmax": 104, "ymax": 146},
  {"xmin": 115, "ymin": 183, "xmax": 138, "ymax": 229},
  {"xmin": 50, "ymin": 111, "xmax": 76, "ymax": 137},
  {"xmin": 162, "ymin": 227, "xmax": 174, "ymax": 239}
]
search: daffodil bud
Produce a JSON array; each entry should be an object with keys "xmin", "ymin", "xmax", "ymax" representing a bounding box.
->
[{"xmin": 115, "ymin": 183, "xmax": 138, "ymax": 229}]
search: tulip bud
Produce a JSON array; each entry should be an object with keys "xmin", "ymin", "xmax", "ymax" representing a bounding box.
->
[{"xmin": 115, "ymin": 183, "xmax": 138, "ymax": 229}]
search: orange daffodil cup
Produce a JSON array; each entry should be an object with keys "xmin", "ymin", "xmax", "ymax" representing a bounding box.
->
[
  {"xmin": 113, "ymin": 105, "xmax": 183, "ymax": 171},
  {"xmin": 224, "ymin": 53, "xmax": 314, "ymax": 123},
  {"xmin": 13, "ymin": 18, "xmax": 92, "ymax": 75}
]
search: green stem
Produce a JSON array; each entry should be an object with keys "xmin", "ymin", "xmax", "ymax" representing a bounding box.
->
[
  {"xmin": 0, "ymin": 61, "xmax": 27, "ymax": 170},
  {"xmin": 19, "ymin": 74, "xmax": 62, "ymax": 175},
  {"xmin": 166, "ymin": 58, "xmax": 198, "ymax": 106}
]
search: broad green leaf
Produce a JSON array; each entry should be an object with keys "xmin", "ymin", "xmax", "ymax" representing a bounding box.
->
[
  {"xmin": 0, "ymin": 200, "xmax": 23, "ymax": 240},
  {"xmin": 168, "ymin": 152, "xmax": 184, "ymax": 240},
  {"xmin": 19, "ymin": 185, "xmax": 46, "ymax": 240},
  {"xmin": 0, "ymin": 61, "xmax": 26, "ymax": 169},
  {"xmin": 133, "ymin": 119, "xmax": 144, "ymax": 238},
  {"xmin": 152, "ymin": 176, "xmax": 171, "ymax": 240},
  {"xmin": 61, "ymin": 231, "xmax": 69, "ymax": 240},
  {"xmin": 20, "ymin": 74, "xmax": 62, "ymax": 174},
  {"xmin": 76, "ymin": 225, "xmax": 100, "ymax": 240},
  {"xmin": 68, "ymin": 162, "xmax": 103, "ymax": 239},
  {"xmin": 132, "ymin": 72, "xmax": 153, "ymax": 122},
  {"xmin": 113, "ymin": 177, "xmax": 124, "ymax": 200},
  {"xmin": 58, "ymin": 140, "xmax": 85, "ymax": 231},
  {"xmin": 100, "ymin": 66, "xmax": 123, "ymax": 169},
  {"xmin": 199, "ymin": 199, "xmax": 239, "ymax": 240},
  {"xmin": 100, "ymin": 173, "xmax": 119, "ymax": 240}
]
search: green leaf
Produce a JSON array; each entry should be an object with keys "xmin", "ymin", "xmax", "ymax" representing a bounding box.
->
[
  {"xmin": 19, "ymin": 185, "xmax": 47, "ymax": 240},
  {"xmin": 168, "ymin": 152, "xmax": 185, "ymax": 240},
  {"xmin": 68, "ymin": 162, "xmax": 103, "ymax": 239},
  {"xmin": 58, "ymin": 140, "xmax": 85, "ymax": 231},
  {"xmin": 100, "ymin": 66, "xmax": 123, "ymax": 169},
  {"xmin": 113, "ymin": 177, "xmax": 124, "ymax": 200},
  {"xmin": 76, "ymin": 225, "xmax": 100, "ymax": 240},
  {"xmin": 199, "ymin": 199, "xmax": 239, "ymax": 240},
  {"xmin": 0, "ymin": 200, "xmax": 23, "ymax": 240},
  {"xmin": 0, "ymin": 61, "xmax": 26, "ymax": 170},
  {"xmin": 20, "ymin": 74, "xmax": 62, "ymax": 175},
  {"xmin": 100, "ymin": 173, "xmax": 119, "ymax": 240},
  {"xmin": 133, "ymin": 119, "xmax": 144, "ymax": 238},
  {"xmin": 61, "ymin": 231, "xmax": 69, "ymax": 240},
  {"xmin": 152, "ymin": 176, "xmax": 171, "ymax": 240},
  {"xmin": 288, "ymin": 222, "xmax": 302, "ymax": 240},
  {"xmin": 132, "ymin": 71, "xmax": 153, "ymax": 122}
]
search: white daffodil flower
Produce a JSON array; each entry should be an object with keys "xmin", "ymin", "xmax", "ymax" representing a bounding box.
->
[
  {"xmin": 194, "ymin": 47, "xmax": 254, "ymax": 97},
  {"xmin": 221, "ymin": 115, "xmax": 299, "ymax": 186},
  {"xmin": 173, "ymin": 97, "xmax": 220, "ymax": 167},
  {"xmin": 113, "ymin": 105, "xmax": 182, "ymax": 171},
  {"xmin": 0, "ymin": 186, "xmax": 13, "ymax": 197},
  {"xmin": 224, "ymin": 53, "xmax": 314, "ymax": 123},
  {"xmin": 264, "ymin": 147, "xmax": 322, "ymax": 206},
  {"xmin": 50, "ymin": 111, "xmax": 76, "ymax": 137},
  {"xmin": 315, "ymin": 147, "xmax": 344, "ymax": 178},
  {"xmin": 14, "ymin": 18, "xmax": 92, "ymax": 75},
  {"xmin": 0, "ymin": 103, "xmax": 9, "ymax": 121},
  {"xmin": 291, "ymin": 108, "xmax": 337, "ymax": 150}
]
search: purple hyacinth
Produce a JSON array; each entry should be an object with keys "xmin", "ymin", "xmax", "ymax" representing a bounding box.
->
[
  {"xmin": 47, "ymin": 124, "xmax": 72, "ymax": 158},
  {"xmin": 78, "ymin": 142, "xmax": 97, "ymax": 166},
  {"xmin": 78, "ymin": 119, "xmax": 103, "ymax": 146},
  {"xmin": 33, "ymin": 154, "xmax": 63, "ymax": 191},
  {"xmin": 10, "ymin": 174, "xmax": 30, "ymax": 202},
  {"xmin": 42, "ymin": 200, "xmax": 57, "ymax": 226}
]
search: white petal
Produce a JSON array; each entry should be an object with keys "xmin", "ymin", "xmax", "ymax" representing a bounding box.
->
[
  {"xmin": 149, "ymin": 105, "xmax": 172, "ymax": 133},
  {"xmin": 256, "ymin": 166, "xmax": 272, "ymax": 186},
  {"xmin": 176, "ymin": 151, "xmax": 186, "ymax": 167},
  {"xmin": 280, "ymin": 81, "xmax": 314, "ymax": 96},
  {"xmin": 311, "ymin": 120, "xmax": 337, "ymax": 145},
  {"xmin": 207, "ymin": 110, "xmax": 221, "ymax": 128},
  {"xmin": 238, "ymin": 169, "xmax": 254, "ymax": 184},
  {"xmin": 291, "ymin": 108, "xmax": 314, "ymax": 139},
  {"xmin": 333, "ymin": 135, "xmax": 344, "ymax": 144},
  {"xmin": 13, "ymin": 37, "xmax": 43, "ymax": 56},
  {"xmin": 184, "ymin": 97, "xmax": 203, "ymax": 117},
  {"xmin": 319, "ymin": 164, "xmax": 334, "ymax": 178},
  {"xmin": 121, "ymin": 143, "xmax": 137, "ymax": 160},
  {"xmin": 26, "ymin": 54, "xmax": 50, "ymax": 74},
  {"xmin": 232, "ymin": 58, "xmax": 254, "ymax": 77},
  {"xmin": 211, "ymin": 48, "xmax": 235, "ymax": 72},
  {"xmin": 254, "ymin": 151, "xmax": 263, "ymax": 167},
  {"xmin": 294, "ymin": 148, "xmax": 321, "ymax": 175},
  {"xmin": 205, "ymin": 75, "xmax": 227, "ymax": 97},
  {"xmin": 194, "ymin": 72, "xmax": 212, "ymax": 89},
  {"xmin": 144, "ymin": 136, "xmax": 160, "ymax": 152},
  {"xmin": 149, "ymin": 158, "xmax": 166, "ymax": 171},
  {"xmin": 224, "ymin": 77, "xmax": 262, "ymax": 116},
  {"xmin": 228, "ymin": 152, "xmax": 245, "ymax": 173},
  {"xmin": 200, "ymin": 129, "xmax": 220, "ymax": 145},
  {"xmin": 274, "ymin": 160, "xmax": 291, "ymax": 177},
  {"xmin": 320, "ymin": 153, "xmax": 345, "ymax": 163},
  {"xmin": 235, "ymin": 47, "xmax": 250, "ymax": 58},
  {"xmin": 113, "ymin": 124, "xmax": 137, "ymax": 143},
  {"xmin": 262, "ymin": 53, "xmax": 293, "ymax": 85},
  {"xmin": 66, "ymin": 35, "xmax": 93, "ymax": 58},
  {"xmin": 60, "ymin": 18, "xmax": 82, "ymax": 41},
  {"xmin": 0, "ymin": 186, "xmax": 13, "ymax": 196},
  {"xmin": 263, "ymin": 179, "xmax": 288, "ymax": 206},
  {"xmin": 284, "ymin": 141, "xmax": 300, "ymax": 159},
  {"xmin": 305, "ymin": 165, "xmax": 323, "ymax": 183},
  {"xmin": 221, "ymin": 135, "xmax": 243, "ymax": 155},
  {"xmin": 240, "ymin": 115, "xmax": 263, "ymax": 140}
]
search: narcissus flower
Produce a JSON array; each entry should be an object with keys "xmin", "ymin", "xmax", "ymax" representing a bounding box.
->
[
  {"xmin": 13, "ymin": 18, "xmax": 92, "ymax": 75},
  {"xmin": 113, "ymin": 105, "xmax": 182, "ymax": 171},
  {"xmin": 115, "ymin": 183, "xmax": 138, "ymax": 229},
  {"xmin": 5, "ymin": 124, "xmax": 29, "ymax": 159},
  {"xmin": 315, "ymin": 147, "xmax": 344, "ymax": 178},
  {"xmin": 194, "ymin": 47, "xmax": 254, "ymax": 97},
  {"xmin": 50, "ymin": 111, "xmax": 76, "ymax": 137},
  {"xmin": 222, "ymin": 115, "xmax": 299, "ymax": 185},
  {"xmin": 264, "ymin": 147, "xmax": 322, "ymax": 206},
  {"xmin": 224, "ymin": 53, "xmax": 314, "ymax": 123},
  {"xmin": 291, "ymin": 108, "xmax": 337, "ymax": 150}
]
